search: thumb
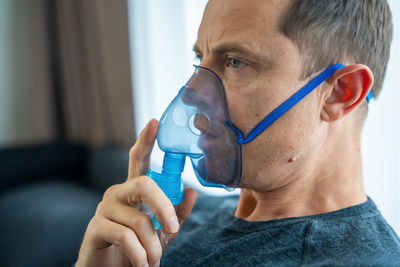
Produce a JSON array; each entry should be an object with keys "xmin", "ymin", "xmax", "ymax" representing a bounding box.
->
[{"xmin": 176, "ymin": 188, "xmax": 197, "ymax": 225}]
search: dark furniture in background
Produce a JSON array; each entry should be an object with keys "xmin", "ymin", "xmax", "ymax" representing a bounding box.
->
[{"xmin": 0, "ymin": 142, "xmax": 129, "ymax": 267}]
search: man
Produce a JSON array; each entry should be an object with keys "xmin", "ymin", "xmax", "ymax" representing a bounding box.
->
[{"xmin": 76, "ymin": 0, "xmax": 400, "ymax": 266}]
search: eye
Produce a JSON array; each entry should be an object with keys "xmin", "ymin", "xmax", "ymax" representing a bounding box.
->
[
  {"xmin": 195, "ymin": 52, "xmax": 203, "ymax": 62},
  {"xmin": 226, "ymin": 56, "xmax": 246, "ymax": 69}
]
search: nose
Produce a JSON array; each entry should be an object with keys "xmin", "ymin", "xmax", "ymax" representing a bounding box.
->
[{"xmin": 182, "ymin": 66, "xmax": 223, "ymax": 110}]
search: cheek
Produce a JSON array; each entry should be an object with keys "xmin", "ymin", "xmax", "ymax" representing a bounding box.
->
[
  {"xmin": 225, "ymin": 84, "xmax": 275, "ymax": 136},
  {"xmin": 269, "ymin": 115, "xmax": 323, "ymax": 184},
  {"xmin": 225, "ymin": 93, "xmax": 257, "ymax": 134},
  {"xmin": 241, "ymin": 95, "xmax": 321, "ymax": 177},
  {"xmin": 226, "ymin": 76, "xmax": 297, "ymax": 138},
  {"xmin": 268, "ymin": 96, "xmax": 320, "ymax": 155}
]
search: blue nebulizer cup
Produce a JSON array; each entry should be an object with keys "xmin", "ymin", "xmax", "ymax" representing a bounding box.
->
[{"xmin": 146, "ymin": 154, "xmax": 185, "ymax": 230}]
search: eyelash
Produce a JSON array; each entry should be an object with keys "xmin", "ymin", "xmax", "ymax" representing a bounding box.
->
[
  {"xmin": 194, "ymin": 54, "xmax": 247, "ymax": 70},
  {"xmin": 195, "ymin": 53, "xmax": 202, "ymax": 61},
  {"xmin": 225, "ymin": 56, "xmax": 246, "ymax": 69}
]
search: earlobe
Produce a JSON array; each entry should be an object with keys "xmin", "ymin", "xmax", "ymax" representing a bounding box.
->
[{"xmin": 321, "ymin": 64, "xmax": 374, "ymax": 122}]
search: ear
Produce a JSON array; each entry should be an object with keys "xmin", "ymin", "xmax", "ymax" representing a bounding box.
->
[{"xmin": 321, "ymin": 64, "xmax": 374, "ymax": 122}]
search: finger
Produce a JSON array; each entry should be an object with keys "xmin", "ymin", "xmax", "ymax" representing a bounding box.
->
[
  {"xmin": 117, "ymin": 176, "xmax": 179, "ymax": 234},
  {"xmin": 176, "ymin": 188, "xmax": 197, "ymax": 224},
  {"xmin": 128, "ymin": 119, "xmax": 159, "ymax": 178},
  {"xmin": 91, "ymin": 216, "xmax": 148, "ymax": 267},
  {"xmin": 99, "ymin": 201, "xmax": 162, "ymax": 265},
  {"xmin": 159, "ymin": 188, "xmax": 197, "ymax": 246}
]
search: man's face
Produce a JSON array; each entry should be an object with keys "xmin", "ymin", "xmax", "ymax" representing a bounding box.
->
[{"xmin": 194, "ymin": 0, "xmax": 325, "ymax": 190}]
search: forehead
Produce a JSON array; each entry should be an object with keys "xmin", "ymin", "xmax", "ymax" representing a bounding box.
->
[{"xmin": 197, "ymin": 0, "xmax": 291, "ymax": 53}]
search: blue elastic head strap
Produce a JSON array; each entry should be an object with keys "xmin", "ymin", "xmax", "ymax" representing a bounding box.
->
[
  {"xmin": 366, "ymin": 90, "xmax": 373, "ymax": 103},
  {"xmin": 234, "ymin": 64, "xmax": 373, "ymax": 145}
]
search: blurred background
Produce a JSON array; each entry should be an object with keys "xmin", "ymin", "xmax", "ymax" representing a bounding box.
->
[{"xmin": 0, "ymin": 0, "xmax": 398, "ymax": 266}]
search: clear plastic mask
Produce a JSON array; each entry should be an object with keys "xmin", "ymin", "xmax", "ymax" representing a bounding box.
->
[{"xmin": 157, "ymin": 66, "xmax": 241, "ymax": 190}]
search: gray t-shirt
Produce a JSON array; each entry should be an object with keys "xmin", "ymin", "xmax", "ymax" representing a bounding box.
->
[{"xmin": 161, "ymin": 195, "xmax": 400, "ymax": 266}]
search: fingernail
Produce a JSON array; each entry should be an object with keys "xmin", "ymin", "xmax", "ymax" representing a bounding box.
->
[
  {"xmin": 151, "ymin": 261, "xmax": 160, "ymax": 267},
  {"xmin": 143, "ymin": 263, "xmax": 149, "ymax": 267},
  {"xmin": 146, "ymin": 119, "xmax": 157, "ymax": 133},
  {"xmin": 145, "ymin": 120, "xmax": 152, "ymax": 130},
  {"xmin": 166, "ymin": 216, "xmax": 179, "ymax": 233}
]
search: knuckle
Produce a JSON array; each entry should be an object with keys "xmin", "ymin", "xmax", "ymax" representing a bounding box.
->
[
  {"xmin": 148, "ymin": 242, "xmax": 162, "ymax": 264},
  {"xmin": 129, "ymin": 145, "xmax": 139, "ymax": 161},
  {"xmin": 95, "ymin": 201, "xmax": 105, "ymax": 214},
  {"xmin": 135, "ymin": 250, "xmax": 148, "ymax": 267},
  {"xmin": 134, "ymin": 176, "xmax": 154, "ymax": 191},
  {"xmin": 129, "ymin": 145, "xmax": 135, "ymax": 157},
  {"xmin": 134, "ymin": 214, "xmax": 153, "ymax": 230},
  {"xmin": 103, "ymin": 184, "xmax": 119, "ymax": 200},
  {"xmin": 85, "ymin": 216, "xmax": 101, "ymax": 238},
  {"xmin": 95, "ymin": 201, "xmax": 111, "ymax": 216},
  {"xmin": 117, "ymin": 229, "xmax": 134, "ymax": 245}
]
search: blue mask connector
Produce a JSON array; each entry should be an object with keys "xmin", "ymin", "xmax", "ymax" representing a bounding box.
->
[{"xmin": 147, "ymin": 153, "xmax": 185, "ymax": 229}]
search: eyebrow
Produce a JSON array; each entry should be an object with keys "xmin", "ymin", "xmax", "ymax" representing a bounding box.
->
[{"xmin": 193, "ymin": 42, "xmax": 270, "ymax": 64}]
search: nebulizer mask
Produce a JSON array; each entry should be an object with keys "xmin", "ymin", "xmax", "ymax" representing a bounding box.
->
[{"xmin": 147, "ymin": 64, "xmax": 373, "ymax": 231}]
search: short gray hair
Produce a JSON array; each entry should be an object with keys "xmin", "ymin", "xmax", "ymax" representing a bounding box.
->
[{"xmin": 280, "ymin": 0, "xmax": 393, "ymax": 98}]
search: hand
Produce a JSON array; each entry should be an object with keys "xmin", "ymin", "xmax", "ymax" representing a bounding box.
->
[{"xmin": 76, "ymin": 119, "xmax": 197, "ymax": 267}]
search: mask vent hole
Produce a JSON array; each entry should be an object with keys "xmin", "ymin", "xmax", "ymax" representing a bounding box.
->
[{"xmin": 189, "ymin": 114, "xmax": 209, "ymax": 135}]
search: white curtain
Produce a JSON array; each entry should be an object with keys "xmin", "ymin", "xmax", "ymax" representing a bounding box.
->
[
  {"xmin": 128, "ymin": 0, "xmax": 400, "ymax": 234},
  {"xmin": 55, "ymin": 0, "xmax": 135, "ymax": 147},
  {"xmin": 0, "ymin": 0, "xmax": 56, "ymax": 146},
  {"xmin": 0, "ymin": 0, "xmax": 135, "ymax": 148}
]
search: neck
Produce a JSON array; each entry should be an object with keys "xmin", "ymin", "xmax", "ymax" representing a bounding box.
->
[{"xmin": 234, "ymin": 126, "xmax": 367, "ymax": 221}]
